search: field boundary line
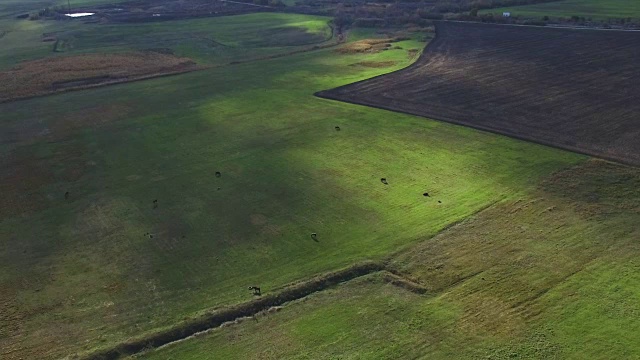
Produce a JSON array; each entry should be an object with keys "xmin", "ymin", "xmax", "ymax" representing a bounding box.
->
[
  {"xmin": 315, "ymin": 22, "xmax": 639, "ymax": 168},
  {"xmin": 315, "ymin": 92, "xmax": 638, "ymax": 167},
  {"xmin": 443, "ymin": 19, "xmax": 640, "ymax": 32},
  {"xmin": 314, "ymin": 22, "xmax": 442, "ymax": 101}
]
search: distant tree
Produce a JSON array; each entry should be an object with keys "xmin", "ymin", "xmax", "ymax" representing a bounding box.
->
[{"xmin": 470, "ymin": 7, "xmax": 478, "ymax": 17}]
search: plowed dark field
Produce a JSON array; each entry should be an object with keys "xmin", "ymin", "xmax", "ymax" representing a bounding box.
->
[{"xmin": 317, "ymin": 22, "xmax": 640, "ymax": 166}]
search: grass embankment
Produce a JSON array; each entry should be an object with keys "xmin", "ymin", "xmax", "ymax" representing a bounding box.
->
[
  {"xmin": 84, "ymin": 261, "xmax": 387, "ymax": 360},
  {"xmin": 1, "ymin": 12, "xmax": 588, "ymax": 360},
  {"xmin": 483, "ymin": 0, "xmax": 640, "ymax": 20},
  {"xmin": 138, "ymin": 160, "xmax": 640, "ymax": 360}
]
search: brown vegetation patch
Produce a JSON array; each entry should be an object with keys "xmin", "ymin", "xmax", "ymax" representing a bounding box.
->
[
  {"xmin": 320, "ymin": 22, "xmax": 640, "ymax": 166},
  {"xmin": 0, "ymin": 117, "xmax": 49, "ymax": 147},
  {"xmin": 457, "ymin": 295, "xmax": 525, "ymax": 337},
  {"xmin": 51, "ymin": 104, "xmax": 132, "ymax": 139},
  {"xmin": 0, "ymin": 151, "xmax": 53, "ymax": 219},
  {"xmin": 540, "ymin": 159, "xmax": 640, "ymax": 215},
  {"xmin": 0, "ymin": 52, "xmax": 201, "ymax": 103},
  {"xmin": 382, "ymin": 271, "xmax": 427, "ymax": 294},
  {"xmin": 70, "ymin": 198, "xmax": 131, "ymax": 241},
  {"xmin": 151, "ymin": 219, "xmax": 192, "ymax": 253},
  {"xmin": 54, "ymin": 144, "xmax": 89, "ymax": 183},
  {"xmin": 335, "ymin": 38, "xmax": 395, "ymax": 54},
  {"xmin": 249, "ymin": 214, "xmax": 268, "ymax": 226},
  {"xmin": 0, "ymin": 142, "xmax": 90, "ymax": 219},
  {"xmin": 262, "ymin": 224, "xmax": 282, "ymax": 236},
  {"xmin": 248, "ymin": 214, "xmax": 282, "ymax": 235},
  {"xmin": 351, "ymin": 61, "xmax": 397, "ymax": 68},
  {"xmin": 0, "ymin": 284, "xmax": 28, "ymax": 340},
  {"xmin": 0, "ymin": 103, "xmax": 131, "ymax": 147}
]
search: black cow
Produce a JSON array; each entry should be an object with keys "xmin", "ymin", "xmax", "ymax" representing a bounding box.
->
[{"xmin": 248, "ymin": 286, "xmax": 261, "ymax": 296}]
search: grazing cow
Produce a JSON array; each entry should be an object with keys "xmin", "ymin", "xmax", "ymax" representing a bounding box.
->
[
  {"xmin": 423, "ymin": 192, "xmax": 430, "ymax": 197},
  {"xmin": 64, "ymin": 191, "xmax": 70, "ymax": 200},
  {"xmin": 248, "ymin": 286, "xmax": 261, "ymax": 296},
  {"xmin": 153, "ymin": 199, "xmax": 158, "ymax": 209},
  {"xmin": 381, "ymin": 178, "xmax": 388, "ymax": 185},
  {"xmin": 311, "ymin": 233, "xmax": 318, "ymax": 241},
  {"xmin": 215, "ymin": 171, "xmax": 222, "ymax": 178},
  {"xmin": 335, "ymin": 126, "xmax": 341, "ymax": 131}
]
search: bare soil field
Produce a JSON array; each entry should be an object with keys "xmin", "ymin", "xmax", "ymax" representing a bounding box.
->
[
  {"xmin": 318, "ymin": 21, "xmax": 640, "ymax": 166},
  {"xmin": 0, "ymin": 52, "xmax": 200, "ymax": 102}
]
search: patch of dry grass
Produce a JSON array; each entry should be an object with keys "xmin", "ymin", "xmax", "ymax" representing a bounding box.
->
[
  {"xmin": 0, "ymin": 52, "xmax": 200, "ymax": 102},
  {"xmin": 351, "ymin": 61, "xmax": 398, "ymax": 68},
  {"xmin": 334, "ymin": 38, "xmax": 396, "ymax": 54}
]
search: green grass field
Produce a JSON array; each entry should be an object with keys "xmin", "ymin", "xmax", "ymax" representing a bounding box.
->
[
  {"xmin": 0, "ymin": 13, "xmax": 332, "ymax": 70},
  {"xmin": 137, "ymin": 160, "xmax": 640, "ymax": 360},
  {"xmin": 1, "ymin": 8, "xmax": 639, "ymax": 360},
  {"xmin": 484, "ymin": 0, "xmax": 640, "ymax": 20}
]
